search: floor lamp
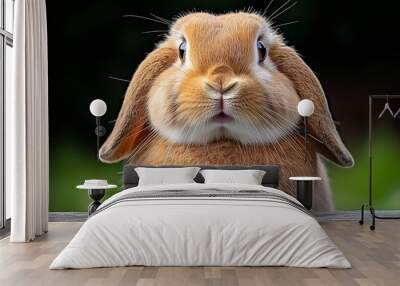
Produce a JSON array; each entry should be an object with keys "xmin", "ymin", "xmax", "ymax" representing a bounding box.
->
[
  {"xmin": 297, "ymin": 99, "xmax": 315, "ymax": 163},
  {"xmin": 89, "ymin": 99, "xmax": 107, "ymax": 160}
]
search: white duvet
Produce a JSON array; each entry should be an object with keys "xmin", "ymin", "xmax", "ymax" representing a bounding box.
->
[{"xmin": 50, "ymin": 183, "xmax": 350, "ymax": 269}]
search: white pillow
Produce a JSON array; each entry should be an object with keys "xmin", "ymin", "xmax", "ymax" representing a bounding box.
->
[
  {"xmin": 135, "ymin": 167, "xmax": 201, "ymax": 186},
  {"xmin": 200, "ymin": 169, "xmax": 266, "ymax": 185}
]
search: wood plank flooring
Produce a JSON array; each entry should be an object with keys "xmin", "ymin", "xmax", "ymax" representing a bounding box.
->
[{"xmin": 0, "ymin": 221, "xmax": 399, "ymax": 286}]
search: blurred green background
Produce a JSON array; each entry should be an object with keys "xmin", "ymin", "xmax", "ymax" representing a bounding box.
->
[
  {"xmin": 47, "ymin": 0, "xmax": 400, "ymax": 211},
  {"xmin": 49, "ymin": 130, "xmax": 400, "ymax": 211}
]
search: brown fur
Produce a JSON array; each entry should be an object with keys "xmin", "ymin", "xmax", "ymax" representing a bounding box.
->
[
  {"xmin": 129, "ymin": 135, "xmax": 333, "ymax": 210},
  {"xmin": 269, "ymin": 44, "xmax": 353, "ymax": 166},
  {"xmin": 99, "ymin": 12, "xmax": 354, "ymax": 211},
  {"xmin": 100, "ymin": 47, "xmax": 177, "ymax": 160}
]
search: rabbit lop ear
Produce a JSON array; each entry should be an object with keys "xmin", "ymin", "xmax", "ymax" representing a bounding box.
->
[
  {"xmin": 99, "ymin": 46, "xmax": 177, "ymax": 163},
  {"xmin": 269, "ymin": 43, "xmax": 354, "ymax": 167}
]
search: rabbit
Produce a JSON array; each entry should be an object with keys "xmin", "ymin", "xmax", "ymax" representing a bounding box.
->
[{"xmin": 99, "ymin": 12, "xmax": 354, "ymax": 211}]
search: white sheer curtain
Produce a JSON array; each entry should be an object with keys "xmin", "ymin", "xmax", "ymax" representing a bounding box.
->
[{"xmin": 7, "ymin": 0, "xmax": 49, "ymax": 242}]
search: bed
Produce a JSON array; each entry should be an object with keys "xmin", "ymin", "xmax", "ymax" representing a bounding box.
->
[{"xmin": 50, "ymin": 165, "xmax": 350, "ymax": 269}]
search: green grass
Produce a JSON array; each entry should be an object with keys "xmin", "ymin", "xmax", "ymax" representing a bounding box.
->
[
  {"xmin": 329, "ymin": 129, "xmax": 400, "ymax": 210},
  {"xmin": 49, "ymin": 142, "xmax": 123, "ymax": 212},
  {"xmin": 50, "ymin": 132, "xmax": 400, "ymax": 211}
]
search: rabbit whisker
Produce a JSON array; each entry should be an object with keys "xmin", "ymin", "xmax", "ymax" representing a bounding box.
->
[
  {"xmin": 242, "ymin": 6, "xmax": 257, "ymax": 15},
  {"xmin": 163, "ymin": 140, "xmax": 178, "ymax": 164},
  {"xmin": 253, "ymin": 108, "xmax": 323, "ymax": 148},
  {"xmin": 180, "ymin": 104, "xmax": 215, "ymax": 110},
  {"xmin": 122, "ymin": 123, "xmax": 153, "ymax": 140},
  {"xmin": 149, "ymin": 13, "xmax": 173, "ymax": 25},
  {"xmin": 254, "ymin": 115, "xmax": 301, "ymax": 158},
  {"xmin": 123, "ymin": 14, "xmax": 169, "ymax": 26},
  {"xmin": 244, "ymin": 107, "xmax": 298, "ymax": 142},
  {"xmin": 128, "ymin": 130, "xmax": 158, "ymax": 161},
  {"xmin": 263, "ymin": 0, "xmax": 276, "ymax": 16},
  {"xmin": 265, "ymin": 100, "xmax": 334, "ymax": 121},
  {"xmin": 273, "ymin": 20, "xmax": 299, "ymax": 29},
  {"xmin": 255, "ymin": 106, "xmax": 298, "ymax": 131},
  {"xmin": 142, "ymin": 30, "xmax": 169, "ymax": 34},
  {"xmin": 254, "ymin": 111, "xmax": 290, "ymax": 140},
  {"xmin": 108, "ymin": 76, "xmax": 130, "ymax": 83},
  {"xmin": 268, "ymin": 0, "xmax": 292, "ymax": 19},
  {"xmin": 270, "ymin": 1, "xmax": 298, "ymax": 21},
  {"xmin": 175, "ymin": 121, "xmax": 197, "ymax": 158}
]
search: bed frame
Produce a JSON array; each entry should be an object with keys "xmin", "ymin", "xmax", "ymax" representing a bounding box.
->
[{"xmin": 123, "ymin": 165, "xmax": 280, "ymax": 189}]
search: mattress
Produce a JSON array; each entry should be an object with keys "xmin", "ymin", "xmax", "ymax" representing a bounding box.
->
[{"xmin": 50, "ymin": 183, "xmax": 350, "ymax": 269}]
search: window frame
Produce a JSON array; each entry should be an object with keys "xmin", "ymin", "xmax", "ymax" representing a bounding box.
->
[{"xmin": 0, "ymin": 0, "xmax": 13, "ymax": 229}]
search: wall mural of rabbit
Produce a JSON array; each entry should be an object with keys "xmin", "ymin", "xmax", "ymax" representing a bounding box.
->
[{"xmin": 99, "ymin": 12, "xmax": 354, "ymax": 211}]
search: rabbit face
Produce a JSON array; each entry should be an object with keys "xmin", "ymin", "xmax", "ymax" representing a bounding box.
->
[
  {"xmin": 100, "ymin": 12, "xmax": 354, "ymax": 168},
  {"xmin": 147, "ymin": 13, "xmax": 300, "ymax": 144}
]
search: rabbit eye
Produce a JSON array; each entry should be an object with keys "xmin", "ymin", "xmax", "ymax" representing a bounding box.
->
[
  {"xmin": 257, "ymin": 41, "xmax": 267, "ymax": 63},
  {"xmin": 179, "ymin": 40, "xmax": 187, "ymax": 61}
]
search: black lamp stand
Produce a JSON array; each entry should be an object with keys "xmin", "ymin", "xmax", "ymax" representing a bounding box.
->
[
  {"xmin": 94, "ymin": 116, "xmax": 106, "ymax": 160},
  {"xmin": 303, "ymin": 116, "xmax": 308, "ymax": 163},
  {"xmin": 88, "ymin": 189, "xmax": 106, "ymax": 215}
]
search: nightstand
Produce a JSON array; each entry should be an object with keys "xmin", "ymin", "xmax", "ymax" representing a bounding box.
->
[
  {"xmin": 77, "ymin": 180, "xmax": 117, "ymax": 215},
  {"xmin": 289, "ymin": 177, "xmax": 321, "ymax": 210}
]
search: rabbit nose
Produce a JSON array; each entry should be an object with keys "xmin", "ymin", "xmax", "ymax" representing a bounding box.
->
[
  {"xmin": 206, "ymin": 64, "xmax": 236, "ymax": 93},
  {"xmin": 206, "ymin": 81, "xmax": 238, "ymax": 94}
]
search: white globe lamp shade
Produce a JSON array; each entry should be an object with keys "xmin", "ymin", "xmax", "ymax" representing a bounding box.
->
[
  {"xmin": 297, "ymin": 99, "xmax": 315, "ymax": 117},
  {"xmin": 90, "ymin": 99, "xmax": 107, "ymax": 117}
]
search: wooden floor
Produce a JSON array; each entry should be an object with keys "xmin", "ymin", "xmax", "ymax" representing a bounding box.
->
[{"xmin": 0, "ymin": 221, "xmax": 399, "ymax": 286}]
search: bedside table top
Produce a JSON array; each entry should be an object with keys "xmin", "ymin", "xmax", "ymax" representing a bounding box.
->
[
  {"xmin": 77, "ymin": 179, "xmax": 118, "ymax": 190},
  {"xmin": 77, "ymin": 184, "xmax": 117, "ymax": 190},
  {"xmin": 289, "ymin": 176, "xmax": 321, "ymax": 181}
]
